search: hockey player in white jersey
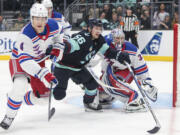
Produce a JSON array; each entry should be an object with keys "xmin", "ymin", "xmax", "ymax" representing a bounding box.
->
[
  {"xmin": 99, "ymin": 28, "xmax": 158, "ymax": 112},
  {"xmin": 42, "ymin": 0, "xmax": 72, "ymax": 39},
  {"xmin": 0, "ymin": 3, "xmax": 64, "ymax": 130}
]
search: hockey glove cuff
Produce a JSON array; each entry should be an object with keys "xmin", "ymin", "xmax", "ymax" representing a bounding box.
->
[
  {"xmin": 50, "ymin": 43, "xmax": 65, "ymax": 62},
  {"xmin": 36, "ymin": 67, "xmax": 58, "ymax": 89}
]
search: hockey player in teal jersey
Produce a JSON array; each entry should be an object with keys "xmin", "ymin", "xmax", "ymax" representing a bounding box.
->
[{"xmin": 51, "ymin": 19, "xmax": 131, "ymax": 111}]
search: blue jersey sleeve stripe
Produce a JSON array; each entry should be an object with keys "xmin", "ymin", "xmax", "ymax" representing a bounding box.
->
[
  {"xmin": 19, "ymin": 58, "xmax": 33, "ymax": 64},
  {"xmin": 63, "ymin": 25, "xmax": 72, "ymax": 30},
  {"xmin": 135, "ymin": 69, "xmax": 148, "ymax": 75}
]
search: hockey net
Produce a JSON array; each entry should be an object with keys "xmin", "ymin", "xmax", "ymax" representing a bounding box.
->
[{"xmin": 173, "ymin": 24, "xmax": 180, "ymax": 107}]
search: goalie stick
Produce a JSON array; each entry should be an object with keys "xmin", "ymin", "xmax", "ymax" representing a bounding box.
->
[
  {"xmin": 125, "ymin": 62, "xmax": 161, "ymax": 134},
  {"xmin": 48, "ymin": 57, "xmax": 56, "ymax": 121},
  {"xmin": 86, "ymin": 66, "xmax": 131, "ymax": 90}
]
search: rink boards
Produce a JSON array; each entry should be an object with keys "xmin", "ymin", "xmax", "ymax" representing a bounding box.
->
[{"xmin": 0, "ymin": 30, "xmax": 173, "ymax": 61}]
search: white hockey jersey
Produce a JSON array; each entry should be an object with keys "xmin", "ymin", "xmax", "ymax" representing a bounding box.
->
[
  {"xmin": 101, "ymin": 40, "xmax": 150, "ymax": 81},
  {"xmin": 11, "ymin": 19, "xmax": 64, "ymax": 77},
  {"xmin": 51, "ymin": 10, "xmax": 72, "ymax": 37}
]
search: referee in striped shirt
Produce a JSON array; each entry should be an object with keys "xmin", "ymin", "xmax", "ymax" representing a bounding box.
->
[{"xmin": 120, "ymin": 7, "xmax": 139, "ymax": 48}]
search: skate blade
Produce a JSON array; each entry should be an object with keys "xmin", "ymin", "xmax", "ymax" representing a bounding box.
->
[
  {"xmin": 101, "ymin": 104, "xmax": 113, "ymax": 109},
  {"xmin": 85, "ymin": 108, "xmax": 103, "ymax": 112},
  {"xmin": 123, "ymin": 108, "xmax": 148, "ymax": 113}
]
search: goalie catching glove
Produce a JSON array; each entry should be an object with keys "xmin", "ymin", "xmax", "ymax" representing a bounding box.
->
[
  {"xmin": 116, "ymin": 51, "xmax": 131, "ymax": 65},
  {"xmin": 36, "ymin": 67, "xmax": 58, "ymax": 89},
  {"xmin": 141, "ymin": 77, "xmax": 158, "ymax": 102}
]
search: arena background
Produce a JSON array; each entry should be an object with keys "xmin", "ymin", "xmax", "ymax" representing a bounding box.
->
[{"xmin": 0, "ymin": 0, "xmax": 179, "ymax": 61}]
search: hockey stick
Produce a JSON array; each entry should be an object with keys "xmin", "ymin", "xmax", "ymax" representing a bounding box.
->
[
  {"xmin": 48, "ymin": 57, "xmax": 56, "ymax": 121},
  {"xmin": 86, "ymin": 66, "xmax": 126, "ymax": 90},
  {"xmin": 125, "ymin": 62, "xmax": 161, "ymax": 134}
]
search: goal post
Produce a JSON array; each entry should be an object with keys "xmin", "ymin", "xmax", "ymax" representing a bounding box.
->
[{"xmin": 173, "ymin": 23, "xmax": 180, "ymax": 107}]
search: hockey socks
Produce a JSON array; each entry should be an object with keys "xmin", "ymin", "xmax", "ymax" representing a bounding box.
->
[
  {"xmin": 0, "ymin": 97, "xmax": 22, "ymax": 130},
  {"xmin": 24, "ymin": 91, "xmax": 34, "ymax": 105}
]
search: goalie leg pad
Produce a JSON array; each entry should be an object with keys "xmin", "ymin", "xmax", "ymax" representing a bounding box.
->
[{"xmin": 101, "ymin": 65, "xmax": 139, "ymax": 104}]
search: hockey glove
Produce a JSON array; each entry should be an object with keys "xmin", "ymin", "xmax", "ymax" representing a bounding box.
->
[
  {"xmin": 46, "ymin": 45, "xmax": 53, "ymax": 56},
  {"xmin": 51, "ymin": 43, "xmax": 65, "ymax": 62},
  {"xmin": 36, "ymin": 67, "xmax": 58, "ymax": 89},
  {"xmin": 141, "ymin": 77, "xmax": 158, "ymax": 102},
  {"xmin": 116, "ymin": 51, "xmax": 131, "ymax": 65},
  {"xmin": 46, "ymin": 43, "xmax": 64, "ymax": 62}
]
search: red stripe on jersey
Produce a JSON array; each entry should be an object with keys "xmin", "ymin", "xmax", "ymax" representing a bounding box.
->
[{"xmin": 135, "ymin": 65, "xmax": 147, "ymax": 74}]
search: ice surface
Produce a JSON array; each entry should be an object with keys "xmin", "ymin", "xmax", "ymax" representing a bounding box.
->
[{"xmin": 0, "ymin": 61, "xmax": 179, "ymax": 135}]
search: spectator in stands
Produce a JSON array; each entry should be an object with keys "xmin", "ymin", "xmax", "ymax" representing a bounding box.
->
[
  {"xmin": 140, "ymin": 10, "xmax": 150, "ymax": 30},
  {"xmin": 89, "ymin": 7, "xmax": 100, "ymax": 19},
  {"xmin": 11, "ymin": 13, "xmax": 25, "ymax": 31},
  {"xmin": 174, "ymin": 0, "xmax": 178, "ymax": 11},
  {"xmin": 141, "ymin": 4, "xmax": 149, "ymax": 11},
  {"xmin": 172, "ymin": 12, "xmax": 178, "ymax": 28},
  {"xmin": 99, "ymin": 11, "xmax": 110, "ymax": 30},
  {"xmin": 0, "ymin": 15, "xmax": 6, "ymax": 31},
  {"xmin": 109, "ymin": 12, "xmax": 119, "ymax": 30},
  {"xmin": 103, "ymin": 4, "xmax": 112, "ymax": 21},
  {"xmin": 116, "ymin": 6, "xmax": 123, "ymax": 17},
  {"xmin": 153, "ymin": 3, "xmax": 170, "ymax": 29},
  {"xmin": 135, "ymin": 6, "xmax": 142, "ymax": 19},
  {"xmin": 159, "ymin": 14, "xmax": 171, "ymax": 30}
]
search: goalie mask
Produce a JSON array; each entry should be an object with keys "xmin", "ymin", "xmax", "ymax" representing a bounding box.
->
[
  {"xmin": 111, "ymin": 28, "xmax": 125, "ymax": 49},
  {"xmin": 101, "ymin": 64, "xmax": 138, "ymax": 103}
]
